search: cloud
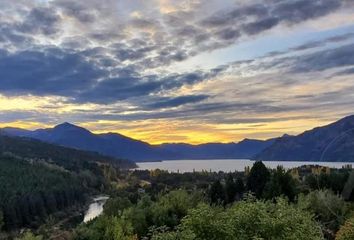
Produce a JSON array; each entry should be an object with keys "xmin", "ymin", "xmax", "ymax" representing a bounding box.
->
[
  {"xmin": 17, "ymin": 7, "xmax": 61, "ymax": 35},
  {"xmin": 143, "ymin": 94, "xmax": 209, "ymax": 109},
  {"xmin": 0, "ymin": 48, "xmax": 105, "ymax": 96},
  {"xmin": 0, "ymin": 0, "xmax": 354, "ymax": 143},
  {"xmin": 290, "ymin": 43, "xmax": 354, "ymax": 73},
  {"xmin": 201, "ymin": 0, "xmax": 350, "ymax": 39}
]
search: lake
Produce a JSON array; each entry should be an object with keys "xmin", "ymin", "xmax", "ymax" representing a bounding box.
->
[
  {"xmin": 137, "ymin": 159, "xmax": 352, "ymax": 173},
  {"xmin": 83, "ymin": 196, "xmax": 109, "ymax": 223}
]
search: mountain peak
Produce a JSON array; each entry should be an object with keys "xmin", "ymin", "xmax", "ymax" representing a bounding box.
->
[
  {"xmin": 55, "ymin": 122, "xmax": 78, "ymax": 128},
  {"xmin": 53, "ymin": 122, "xmax": 91, "ymax": 133}
]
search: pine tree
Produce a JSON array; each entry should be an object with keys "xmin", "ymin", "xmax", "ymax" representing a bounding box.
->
[{"xmin": 247, "ymin": 161, "xmax": 270, "ymax": 198}]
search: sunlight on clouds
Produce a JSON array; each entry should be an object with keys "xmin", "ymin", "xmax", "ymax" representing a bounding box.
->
[
  {"xmin": 0, "ymin": 121, "xmax": 51, "ymax": 130},
  {"xmin": 78, "ymin": 116, "xmax": 330, "ymax": 144},
  {"xmin": 0, "ymin": 94, "xmax": 100, "ymax": 114},
  {"xmin": 0, "ymin": 95, "xmax": 53, "ymax": 111}
]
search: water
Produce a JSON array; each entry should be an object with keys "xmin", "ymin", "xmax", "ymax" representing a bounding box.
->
[
  {"xmin": 83, "ymin": 196, "xmax": 109, "ymax": 223},
  {"xmin": 137, "ymin": 159, "xmax": 352, "ymax": 173}
]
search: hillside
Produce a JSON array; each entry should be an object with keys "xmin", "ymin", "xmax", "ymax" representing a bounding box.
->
[
  {"xmin": 0, "ymin": 134, "xmax": 136, "ymax": 170},
  {"xmin": 159, "ymin": 138, "xmax": 275, "ymax": 160},
  {"xmin": 255, "ymin": 115, "xmax": 354, "ymax": 162},
  {"xmin": 0, "ymin": 134, "xmax": 136, "ymax": 230},
  {"xmin": 1, "ymin": 123, "xmax": 275, "ymax": 161}
]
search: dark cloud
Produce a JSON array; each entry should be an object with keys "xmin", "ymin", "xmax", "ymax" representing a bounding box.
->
[
  {"xmin": 144, "ymin": 95, "xmax": 209, "ymax": 109},
  {"xmin": 272, "ymin": 0, "xmax": 341, "ymax": 24},
  {"xmin": 17, "ymin": 7, "xmax": 61, "ymax": 36},
  {"xmin": 0, "ymin": 48, "xmax": 105, "ymax": 96},
  {"xmin": 336, "ymin": 67, "xmax": 354, "ymax": 76},
  {"xmin": 76, "ymin": 69, "xmax": 223, "ymax": 104},
  {"xmin": 291, "ymin": 44, "xmax": 354, "ymax": 72},
  {"xmin": 242, "ymin": 17, "xmax": 279, "ymax": 35},
  {"xmin": 202, "ymin": 0, "xmax": 349, "ymax": 39},
  {"xmin": 0, "ymin": 0, "xmax": 353, "ymax": 123},
  {"xmin": 54, "ymin": 0, "xmax": 97, "ymax": 23}
]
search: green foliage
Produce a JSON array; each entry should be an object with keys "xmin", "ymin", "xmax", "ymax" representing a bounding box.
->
[
  {"xmin": 247, "ymin": 161, "xmax": 270, "ymax": 198},
  {"xmin": 154, "ymin": 198, "xmax": 323, "ymax": 240},
  {"xmin": 263, "ymin": 166, "xmax": 297, "ymax": 201},
  {"xmin": 234, "ymin": 177, "xmax": 245, "ymax": 196},
  {"xmin": 298, "ymin": 190, "xmax": 351, "ymax": 238},
  {"xmin": 15, "ymin": 231, "xmax": 43, "ymax": 240},
  {"xmin": 305, "ymin": 171, "xmax": 349, "ymax": 195},
  {"xmin": 103, "ymin": 197, "xmax": 132, "ymax": 217},
  {"xmin": 74, "ymin": 215, "xmax": 135, "ymax": 240},
  {"xmin": 209, "ymin": 180, "xmax": 225, "ymax": 205},
  {"xmin": 74, "ymin": 190, "xmax": 202, "ymax": 239},
  {"xmin": 0, "ymin": 134, "xmax": 136, "ymax": 230},
  {"xmin": 225, "ymin": 174, "xmax": 237, "ymax": 204},
  {"xmin": 0, "ymin": 210, "xmax": 3, "ymax": 231},
  {"xmin": 336, "ymin": 214, "xmax": 354, "ymax": 240},
  {"xmin": 151, "ymin": 190, "xmax": 203, "ymax": 227},
  {"xmin": 0, "ymin": 155, "xmax": 86, "ymax": 229}
]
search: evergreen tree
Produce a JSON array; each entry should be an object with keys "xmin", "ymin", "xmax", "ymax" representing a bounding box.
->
[
  {"xmin": 0, "ymin": 210, "xmax": 3, "ymax": 231},
  {"xmin": 247, "ymin": 161, "xmax": 270, "ymax": 198},
  {"xmin": 209, "ymin": 180, "xmax": 225, "ymax": 205},
  {"xmin": 263, "ymin": 166, "xmax": 297, "ymax": 201},
  {"xmin": 234, "ymin": 177, "xmax": 245, "ymax": 200},
  {"xmin": 225, "ymin": 174, "xmax": 237, "ymax": 204}
]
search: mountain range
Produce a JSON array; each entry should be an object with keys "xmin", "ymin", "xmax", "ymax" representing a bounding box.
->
[
  {"xmin": 1, "ymin": 115, "xmax": 354, "ymax": 162},
  {"xmin": 255, "ymin": 115, "xmax": 354, "ymax": 162},
  {"xmin": 0, "ymin": 122, "xmax": 275, "ymax": 162}
]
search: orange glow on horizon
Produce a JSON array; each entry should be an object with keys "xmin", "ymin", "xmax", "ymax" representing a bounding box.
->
[{"xmin": 0, "ymin": 115, "xmax": 341, "ymax": 144}]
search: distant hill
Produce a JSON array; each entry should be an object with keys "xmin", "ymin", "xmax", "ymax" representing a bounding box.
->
[
  {"xmin": 0, "ymin": 133, "xmax": 136, "ymax": 170},
  {"xmin": 159, "ymin": 138, "xmax": 275, "ymax": 160},
  {"xmin": 0, "ymin": 134, "xmax": 135, "ymax": 229},
  {"xmin": 255, "ymin": 115, "xmax": 354, "ymax": 162},
  {"xmin": 1, "ymin": 123, "xmax": 275, "ymax": 162}
]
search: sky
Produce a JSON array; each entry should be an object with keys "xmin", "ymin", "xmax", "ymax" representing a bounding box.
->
[{"xmin": 1, "ymin": 0, "xmax": 354, "ymax": 144}]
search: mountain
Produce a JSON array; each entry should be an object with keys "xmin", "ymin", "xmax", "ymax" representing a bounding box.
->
[
  {"xmin": 0, "ymin": 123, "xmax": 274, "ymax": 162},
  {"xmin": 0, "ymin": 133, "xmax": 136, "ymax": 169},
  {"xmin": 1, "ymin": 122, "xmax": 171, "ymax": 162},
  {"xmin": 255, "ymin": 115, "xmax": 354, "ymax": 162},
  {"xmin": 0, "ymin": 132, "xmax": 136, "ymax": 230},
  {"xmin": 159, "ymin": 138, "xmax": 275, "ymax": 160}
]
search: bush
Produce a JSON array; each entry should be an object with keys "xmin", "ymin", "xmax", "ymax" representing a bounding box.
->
[
  {"xmin": 153, "ymin": 198, "xmax": 323, "ymax": 240},
  {"xmin": 336, "ymin": 214, "xmax": 354, "ymax": 240}
]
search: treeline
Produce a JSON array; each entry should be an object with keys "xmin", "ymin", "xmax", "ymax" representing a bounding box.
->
[
  {"xmin": 72, "ymin": 190, "xmax": 326, "ymax": 240},
  {"xmin": 208, "ymin": 162, "xmax": 297, "ymax": 205},
  {"xmin": 0, "ymin": 135, "xmax": 136, "ymax": 231},
  {"xmin": 0, "ymin": 135, "xmax": 136, "ymax": 171},
  {"xmin": 71, "ymin": 162, "xmax": 354, "ymax": 240},
  {"xmin": 10, "ymin": 161, "xmax": 354, "ymax": 239},
  {"xmin": 0, "ymin": 155, "xmax": 86, "ymax": 230}
]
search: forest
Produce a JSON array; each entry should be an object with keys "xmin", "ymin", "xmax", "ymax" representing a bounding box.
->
[
  {"xmin": 1, "ymin": 136, "xmax": 354, "ymax": 240},
  {"xmin": 0, "ymin": 135, "xmax": 135, "ymax": 238},
  {"xmin": 4, "ymin": 160, "xmax": 354, "ymax": 240}
]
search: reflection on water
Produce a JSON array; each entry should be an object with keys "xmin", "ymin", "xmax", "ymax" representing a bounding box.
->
[
  {"xmin": 137, "ymin": 159, "xmax": 352, "ymax": 173},
  {"xmin": 83, "ymin": 196, "xmax": 109, "ymax": 223}
]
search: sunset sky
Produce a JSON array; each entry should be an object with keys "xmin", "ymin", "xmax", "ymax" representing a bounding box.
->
[{"xmin": 1, "ymin": 0, "xmax": 354, "ymax": 144}]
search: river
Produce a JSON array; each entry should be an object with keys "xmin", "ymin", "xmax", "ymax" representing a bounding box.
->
[
  {"xmin": 83, "ymin": 196, "xmax": 109, "ymax": 223},
  {"xmin": 137, "ymin": 159, "xmax": 352, "ymax": 173}
]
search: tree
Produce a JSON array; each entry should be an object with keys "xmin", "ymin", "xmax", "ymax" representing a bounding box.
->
[
  {"xmin": 0, "ymin": 210, "xmax": 3, "ymax": 231},
  {"xmin": 209, "ymin": 180, "xmax": 225, "ymax": 205},
  {"xmin": 246, "ymin": 161, "xmax": 270, "ymax": 198},
  {"xmin": 336, "ymin": 214, "xmax": 354, "ymax": 240},
  {"xmin": 263, "ymin": 166, "xmax": 297, "ymax": 201},
  {"xmin": 225, "ymin": 174, "xmax": 237, "ymax": 204},
  {"xmin": 104, "ymin": 197, "xmax": 132, "ymax": 217},
  {"xmin": 299, "ymin": 190, "xmax": 350, "ymax": 239},
  {"xmin": 152, "ymin": 198, "xmax": 323, "ymax": 240},
  {"xmin": 234, "ymin": 177, "xmax": 245, "ymax": 200},
  {"xmin": 15, "ymin": 231, "xmax": 43, "ymax": 240}
]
